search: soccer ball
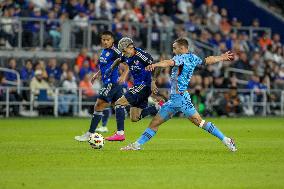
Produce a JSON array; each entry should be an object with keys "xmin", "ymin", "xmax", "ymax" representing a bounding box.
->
[{"xmin": 88, "ymin": 133, "xmax": 105, "ymax": 149}]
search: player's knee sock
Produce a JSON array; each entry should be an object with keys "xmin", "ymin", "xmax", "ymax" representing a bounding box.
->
[
  {"xmin": 102, "ymin": 108, "xmax": 111, "ymax": 127},
  {"xmin": 115, "ymin": 105, "xmax": 125, "ymax": 132},
  {"xmin": 140, "ymin": 105, "xmax": 159, "ymax": 119},
  {"xmin": 203, "ymin": 122, "xmax": 225, "ymax": 141},
  {"xmin": 136, "ymin": 128, "xmax": 156, "ymax": 145},
  {"xmin": 88, "ymin": 111, "xmax": 103, "ymax": 133}
]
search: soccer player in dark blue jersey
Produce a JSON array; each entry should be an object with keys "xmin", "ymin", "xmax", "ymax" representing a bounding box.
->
[
  {"xmin": 75, "ymin": 31, "xmax": 129, "ymax": 142},
  {"xmin": 103, "ymin": 37, "xmax": 160, "ymax": 141}
]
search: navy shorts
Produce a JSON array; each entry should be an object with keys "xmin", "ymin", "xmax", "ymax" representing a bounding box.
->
[
  {"xmin": 98, "ymin": 83, "xmax": 124, "ymax": 103},
  {"xmin": 124, "ymin": 84, "xmax": 151, "ymax": 109}
]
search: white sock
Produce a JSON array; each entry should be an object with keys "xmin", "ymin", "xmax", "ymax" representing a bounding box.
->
[
  {"xmin": 116, "ymin": 130, "xmax": 124, "ymax": 135},
  {"xmin": 222, "ymin": 137, "xmax": 229, "ymax": 144}
]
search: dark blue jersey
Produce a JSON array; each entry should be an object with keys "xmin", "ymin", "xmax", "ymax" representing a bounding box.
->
[
  {"xmin": 121, "ymin": 48, "xmax": 153, "ymax": 86},
  {"xmin": 99, "ymin": 46, "xmax": 121, "ymax": 84}
]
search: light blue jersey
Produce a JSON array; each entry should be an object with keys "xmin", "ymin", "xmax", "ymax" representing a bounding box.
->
[
  {"xmin": 170, "ymin": 53, "xmax": 203, "ymax": 94},
  {"xmin": 159, "ymin": 52, "xmax": 204, "ymax": 120}
]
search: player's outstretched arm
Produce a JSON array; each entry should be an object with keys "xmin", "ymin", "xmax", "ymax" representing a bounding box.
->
[
  {"xmin": 145, "ymin": 60, "xmax": 174, "ymax": 71},
  {"xmin": 91, "ymin": 70, "xmax": 101, "ymax": 84},
  {"xmin": 151, "ymin": 67, "xmax": 161, "ymax": 94},
  {"xmin": 104, "ymin": 58, "xmax": 123, "ymax": 79},
  {"xmin": 205, "ymin": 51, "xmax": 234, "ymax": 65}
]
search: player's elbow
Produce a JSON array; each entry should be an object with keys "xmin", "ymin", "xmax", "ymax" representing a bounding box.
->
[
  {"xmin": 204, "ymin": 57, "xmax": 212, "ymax": 65},
  {"xmin": 166, "ymin": 60, "xmax": 175, "ymax": 67}
]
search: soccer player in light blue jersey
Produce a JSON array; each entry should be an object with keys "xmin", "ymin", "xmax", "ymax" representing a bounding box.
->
[{"xmin": 121, "ymin": 38, "xmax": 237, "ymax": 152}]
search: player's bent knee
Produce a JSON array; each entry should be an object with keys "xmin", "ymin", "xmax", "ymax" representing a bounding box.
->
[
  {"xmin": 130, "ymin": 114, "xmax": 140, "ymax": 122},
  {"xmin": 189, "ymin": 113, "xmax": 204, "ymax": 127},
  {"xmin": 130, "ymin": 116, "xmax": 139, "ymax": 122},
  {"xmin": 95, "ymin": 101, "xmax": 107, "ymax": 111},
  {"xmin": 115, "ymin": 99, "xmax": 122, "ymax": 106},
  {"xmin": 130, "ymin": 107, "xmax": 142, "ymax": 122},
  {"xmin": 115, "ymin": 96, "xmax": 129, "ymax": 106},
  {"xmin": 192, "ymin": 118, "xmax": 202, "ymax": 127}
]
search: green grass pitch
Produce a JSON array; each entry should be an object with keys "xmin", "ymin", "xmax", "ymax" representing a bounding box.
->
[{"xmin": 1, "ymin": 117, "xmax": 284, "ymax": 189}]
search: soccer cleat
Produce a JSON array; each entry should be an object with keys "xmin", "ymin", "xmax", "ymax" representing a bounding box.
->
[
  {"xmin": 74, "ymin": 132, "xmax": 91, "ymax": 142},
  {"xmin": 223, "ymin": 137, "xmax": 237, "ymax": 152},
  {"xmin": 120, "ymin": 143, "xmax": 141, "ymax": 151},
  {"xmin": 95, "ymin": 126, "xmax": 109, "ymax": 133},
  {"xmin": 105, "ymin": 133, "xmax": 125, "ymax": 141}
]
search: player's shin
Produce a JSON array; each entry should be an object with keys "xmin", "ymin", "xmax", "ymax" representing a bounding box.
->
[
  {"xmin": 115, "ymin": 105, "xmax": 125, "ymax": 134},
  {"xmin": 200, "ymin": 121, "xmax": 225, "ymax": 141},
  {"xmin": 136, "ymin": 127, "xmax": 157, "ymax": 146},
  {"xmin": 89, "ymin": 111, "xmax": 103, "ymax": 133},
  {"xmin": 102, "ymin": 108, "xmax": 111, "ymax": 127}
]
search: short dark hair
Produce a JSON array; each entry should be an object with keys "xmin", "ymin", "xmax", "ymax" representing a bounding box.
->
[
  {"xmin": 174, "ymin": 38, "xmax": 189, "ymax": 48},
  {"xmin": 25, "ymin": 59, "xmax": 32, "ymax": 65},
  {"xmin": 101, "ymin": 31, "xmax": 115, "ymax": 39}
]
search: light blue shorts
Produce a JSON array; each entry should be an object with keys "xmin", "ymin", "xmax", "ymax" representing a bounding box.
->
[{"xmin": 158, "ymin": 92, "xmax": 197, "ymax": 121}]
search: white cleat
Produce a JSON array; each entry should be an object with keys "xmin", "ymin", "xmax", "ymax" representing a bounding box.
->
[
  {"xmin": 223, "ymin": 137, "xmax": 237, "ymax": 152},
  {"xmin": 96, "ymin": 126, "xmax": 109, "ymax": 133},
  {"xmin": 74, "ymin": 132, "xmax": 91, "ymax": 142},
  {"xmin": 120, "ymin": 142, "xmax": 141, "ymax": 151}
]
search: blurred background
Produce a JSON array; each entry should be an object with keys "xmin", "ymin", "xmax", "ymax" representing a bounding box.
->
[{"xmin": 0, "ymin": 0, "xmax": 283, "ymax": 118}]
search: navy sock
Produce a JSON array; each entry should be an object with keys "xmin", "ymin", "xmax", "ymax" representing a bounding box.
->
[
  {"xmin": 140, "ymin": 105, "xmax": 159, "ymax": 119},
  {"xmin": 203, "ymin": 122, "xmax": 225, "ymax": 141},
  {"xmin": 88, "ymin": 111, "xmax": 103, "ymax": 133},
  {"xmin": 115, "ymin": 105, "xmax": 125, "ymax": 131},
  {"xmin": 102, "ymin": 108, "xmax": 111, "ymax": 127},
  {"xmin": 137, "ymin": 128, "xmax": 156, "ymax": 145}
]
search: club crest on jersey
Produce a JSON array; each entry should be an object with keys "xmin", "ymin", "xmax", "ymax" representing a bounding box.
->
[
  {"xmin": 106, "ymin": 52, "xmax": 110, "ymax": 57},
  {"xmin": 134, "ymin": 60, "xmax": 139, "ymax": 65}
]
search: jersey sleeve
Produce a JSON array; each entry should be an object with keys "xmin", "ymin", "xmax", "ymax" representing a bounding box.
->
[
  {"xmin": 136, "ymin": 50, "xmax": 153, "ymax": 65},
  {"xmin": 192, "ymin": 54, "xmax": 204, "ymax": 66},
  {"xmin": 172, "ymin": 55, "xmax": 184, "ymax": 66},
  {"xmin": 120, "ymin": 55, "xmax": 127, "ymax": 63},
  {"xmin": 112, "ymin": 46, "xmax": 122, "ymax": 59}
]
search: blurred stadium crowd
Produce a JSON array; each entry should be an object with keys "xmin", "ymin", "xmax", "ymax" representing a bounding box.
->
[{"xmin": 0, "ymin": 0, "xmax": 284, "ymax": 117}]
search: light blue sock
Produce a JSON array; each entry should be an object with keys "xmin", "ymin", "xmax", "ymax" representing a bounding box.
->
[
  {"xmin": 203, "ymin": 122, "xmax": 225, "ymax": 141},
  {"xmin": 137, "ymin": 128, "xmax": 156, "ymax": 145}
]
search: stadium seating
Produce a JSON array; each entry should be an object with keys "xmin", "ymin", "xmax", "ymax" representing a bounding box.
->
[{"xmin": 0, "ymin": 0, "xmax": 283, "ymax": 117}]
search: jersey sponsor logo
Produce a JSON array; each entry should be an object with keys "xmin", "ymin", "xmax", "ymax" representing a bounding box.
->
[{"xmin": 130, "ymin": 65, "xmax": 141, "ymax": 71}]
